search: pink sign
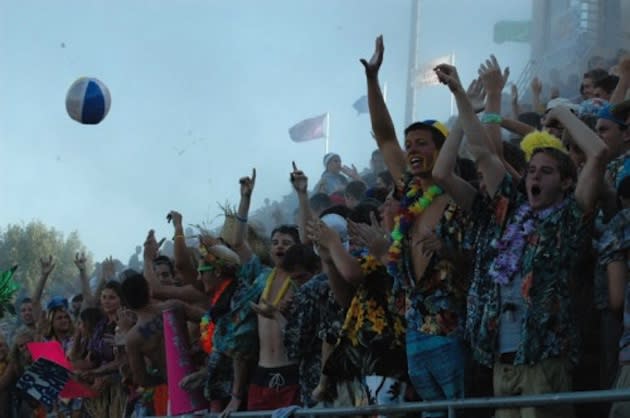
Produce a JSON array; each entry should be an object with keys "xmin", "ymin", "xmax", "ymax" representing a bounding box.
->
[
  {"xmin": 163, "ymin": 308, "xmax": 207, "ymax": 414},
  {"xmin": 27, "ymin": 341, "xmax": 96, "ymax": 398}
]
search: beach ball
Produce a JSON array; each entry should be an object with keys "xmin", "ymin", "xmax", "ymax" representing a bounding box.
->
[{"xmin": 65, "ymin": 77, "xmax": 111, "ymax": 124}]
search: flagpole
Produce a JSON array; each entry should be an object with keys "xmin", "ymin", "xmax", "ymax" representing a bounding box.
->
[
  {"xmin": 325, "ymin": 112, "xmax": 330, "ymax": 154},
  {"xmin": 449, "ymin": 52, "xmax": 456, "ymax": 117},
  {"xmin": 404, "ymin": 0, "xmax": 421, "ymax": 126}
]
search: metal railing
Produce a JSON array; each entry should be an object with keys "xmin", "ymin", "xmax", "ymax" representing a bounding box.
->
[{"xmin": 149, "ymin": 388, "xmax": 630, "ymax": 418}]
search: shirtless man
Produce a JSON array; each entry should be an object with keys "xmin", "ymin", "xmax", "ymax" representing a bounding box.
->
[
  {"xmin": 361, "ymin": 36, "xmax": 471, "ymax": 416},
  {"xmin": 229, "ymin": 168, "xmax": 304, "ymax": 411},
  {"xmin": 121, "ymin": 270, "xmax": 203, "ymax": 415}
]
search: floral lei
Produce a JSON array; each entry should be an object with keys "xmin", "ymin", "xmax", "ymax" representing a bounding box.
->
[
  {"xmin": 488, "ymin": 199, "xmax": 568, "ymax": 285},
  {"xmin": 200, "ymin": 278, "xmax": 233, "ymax": 354},
  {"xmin": 386, "ymin": 176, "xmax": 443, "ymax": 280}
]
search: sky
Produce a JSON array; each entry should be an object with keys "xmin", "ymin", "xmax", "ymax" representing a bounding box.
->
[{"xmin": 0, "ymin": 0, "xmax": 531, "ymax": 263}]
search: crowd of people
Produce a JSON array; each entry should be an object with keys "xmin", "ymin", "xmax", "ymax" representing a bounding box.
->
[{"xmin": 1, "ymin": 34, "xmax": 630, "ymax": 418}]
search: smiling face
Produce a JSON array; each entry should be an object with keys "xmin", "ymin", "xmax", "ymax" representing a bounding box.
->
[
  {"xmin": 100, "ymin": 288, "xmax": 121, "ymax": 315},
  {"xmin": 525, "ymin": 151, "xmax": 573, "ymax": 211},
  {"xmin": 270, "ymin": 232, "xmax": 297, "ymax": 266},
  {"xmin": 404, "ymin": 128, "xmax": 439, "ymax": 177}
]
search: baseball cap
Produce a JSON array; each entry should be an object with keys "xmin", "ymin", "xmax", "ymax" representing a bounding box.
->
[
  {"xmin": 597, "ymin": 104, "xmax": 628, "ymax": 127},
  {"xmin": 46, "ymin": 296, "xmax": 69, "ymax": 311}
]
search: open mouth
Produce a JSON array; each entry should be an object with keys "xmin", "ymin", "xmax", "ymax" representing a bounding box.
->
[
  {"xmin": 530, "ymin": 185, "xmax": 541, "ymax": 197},
  {"xmin": 409, "ymin": 156, "xmax": 424, "ymax": 170}
]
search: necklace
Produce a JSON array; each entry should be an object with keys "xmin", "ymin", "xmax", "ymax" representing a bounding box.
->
[
  {"xmin": 261, "ymin": 268, "xmax": 293, "ymax": 306},
  {"xmin": 488, "ymin": 199, "xmax": 568, "ymax": 285},
  {"xmin": 200, "ymin": 278, "xmax": 233, "ymax": 354},
  {"xmin": 387, "ymin": 176, "xmax": 443, "ymax": 281}
]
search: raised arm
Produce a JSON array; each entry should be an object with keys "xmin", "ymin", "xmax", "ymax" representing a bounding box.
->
[
  {"xmin": 610, "ymin": 55, "xmax": 630, "ymax": 105},
  {"xmin": 168, "ymin": 210, "xmax": 198, "ymax": 285},
  {"xmin": 361, "ymin": 35, "xmax": 407, "ymax": 183},
  {"xmin": 546, "ymin": 106, "xmax": 608, "ymax": 213},
  {"xmin": 531, "ymin": 76, "xmax": 544, "ymax": 114},
  {"xmin": 500, "ymin": 117, "xmax": 536, "ymax": 137},
  {"xmin": 231, "ymin": 169, "xmax": 255, "ymax": 264},
  {"xmin": 431, "ymin": 117, "xmax": 477, "ymax": 211},
  {"xmin": 290, "ymin": 162, "xmax": 315, "ymax": 244},
  {"xmin": 305, "ymin": 219, "xmax": 357, "ymax": 307},
  {"xmin": 143, "ymin": 230, "xmax": 207, "ymax": 305},
  {"xmin": 510, "ymin": 84, "xmax": 521, "ymax": 119},
  {"xmin": 435, "ymin": 62, "xmax": 506, "ymax": 197},
  {"xmin": 31, "ymin": 255, "xmax": 55, "ymax": 324},
  {"xmin": 74, "ymin": 252, "xmax": 96, "ymax": 308}
]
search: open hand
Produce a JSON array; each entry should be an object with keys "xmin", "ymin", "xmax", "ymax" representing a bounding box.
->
[
  {"xmin": 239, "ymin": 168, "xmax": 256, "ymax": 198},
  {"xmin": 467, "ymin": 78, "xmax": 486, "ymax": 113},
  {"xmin": 306, "ymin": 219, "xmax": 340, "ymax": 249},
  {"xmin": 101, "ymin": 256, "xmax": 116, "ymax": 280},
  {"xmin": 360, "ymin": 35, "xmax": 384, "ymax": 79},
  {"xmin": 479, "ymin": 55, "xmax": 509, "ymax": 95}
]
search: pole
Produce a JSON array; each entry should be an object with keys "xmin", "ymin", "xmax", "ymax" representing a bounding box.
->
[
  {"xmin": 404, "ymin": 0, "xmax": 420, "ymax": 126},
  {"xmin": 325, "ymin": 112, "xmax": 330, "ymax": 154},
  {"xmin": 449, "ymin": 52, "xmax": 456, "ymax": 116}
]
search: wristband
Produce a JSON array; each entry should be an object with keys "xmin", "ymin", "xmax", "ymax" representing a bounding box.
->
[
  {"xmin": 481, "ymin": 113, "xmax": 503, "ymax": 124},
  {"xmin": 174, "ymin": 234, "xmax": 185, "ymax": 239},
  {"xmin": 235, "ymin": 214, "xmax": 248, "ymax": 223}
]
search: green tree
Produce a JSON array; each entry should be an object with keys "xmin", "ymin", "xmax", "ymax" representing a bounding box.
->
[{"xmin": 0, "ymin": 221, "xmax": 92, "ymax": 301}]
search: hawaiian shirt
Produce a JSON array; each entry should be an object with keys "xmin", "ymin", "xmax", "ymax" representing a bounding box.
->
[
  {"xmin": 326, "ymin": 251, "xmax": 407, "ymax": 381},
  {"xmin": 396, "ymin": 198, "xmax": 472, "ymax": 338},
  {"xmin": 283, "ymin": 273, "xmax": 344, "ymax": 407},
  {"xmin": 213, "ymin": 255, "xmax": 269, "ymax": 360},
  {"xmin": 606, "ymin": 150, "xmax": 630, "ymax": 189},
  {"xmin": 467, "ymin": 174, "xmax": 590, "ymax": 367},
  {"xmin": 597, "ymin": 208, "xmax": 630, "ymax": 363}
]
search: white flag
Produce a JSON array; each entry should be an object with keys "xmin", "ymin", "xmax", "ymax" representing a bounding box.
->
[{"xmin": 413, "ymin": 54, "xmax": 453, "ymax": 88}]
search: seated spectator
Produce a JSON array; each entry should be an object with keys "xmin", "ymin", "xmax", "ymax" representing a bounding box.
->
[{"xmin": 315, "ymin": 153, "xmax": 349, "ymax": 195}]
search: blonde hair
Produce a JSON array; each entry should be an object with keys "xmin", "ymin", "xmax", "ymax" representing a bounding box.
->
[{"xmin": 46, "ymin": 307, "xmax": 74, "ymax": 341}]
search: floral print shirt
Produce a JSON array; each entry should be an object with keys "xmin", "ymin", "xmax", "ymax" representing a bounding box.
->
[
  {"xmin": 213, "ymin": 255, "xmax": 269, "ymax": 360},
  {"xmin": 283, "ymin": 273, "xmax": 344, "ymax": 407},
  {"xmin": 467, "ymin": 174, "xmax": 590, "ymax": 367},
  {"xmin": 396, "ymin": 200, "xmax": 472, "ymax": 337},
  {"xmin": 325, "ymin": 252, "xmax": 407, "ymax": 381},
  {"xmin": 597, "ymin": 208, "xmax": 630, "ymax": 363}
]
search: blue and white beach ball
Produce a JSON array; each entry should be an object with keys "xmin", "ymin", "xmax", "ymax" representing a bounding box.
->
[{"xmin": 65, "ymin": 77, "xmax": 111, "ymax": 124}]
